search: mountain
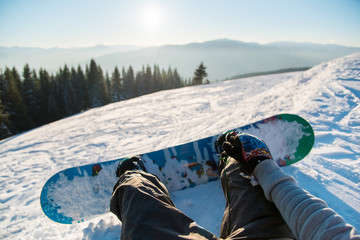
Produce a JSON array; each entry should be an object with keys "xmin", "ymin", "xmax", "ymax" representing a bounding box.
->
[
  {"xmin": 0, "ymin": 52, "xmax": 359, "ymax": 239},
  {"xmin": 86, "ymin": 39, "xmax": 360, "ymax": 81},
  {"xmin": 0, "ymin": 45, "xmax": 141, "ymax": 72},
  {"xmin": 1, "ymin": 39, "xmax": 359, "ymax": 81}
]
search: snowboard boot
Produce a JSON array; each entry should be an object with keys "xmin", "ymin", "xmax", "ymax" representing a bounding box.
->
[
  {"xmin": 215, "ymin": 130, "xmax": 237, "ymax": 174},
  {"xmin": 115, "ymin": 156, "xmax": 147, "ymax": 177}
]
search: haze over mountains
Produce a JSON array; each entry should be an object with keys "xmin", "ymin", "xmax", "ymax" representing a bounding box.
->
[{"xmin": 1, "ymin": 39, "xmax": 359, "ymax": 81}]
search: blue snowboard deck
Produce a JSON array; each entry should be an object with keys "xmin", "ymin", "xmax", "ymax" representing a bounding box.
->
[{"xmin": 40, "ymin": 114, "xmax": 314, "ymax": 224}]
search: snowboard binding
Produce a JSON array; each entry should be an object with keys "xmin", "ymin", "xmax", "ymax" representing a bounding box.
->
[{"xmin": 115, "ymin": 156, "xmax": 147, "ymax": 177}]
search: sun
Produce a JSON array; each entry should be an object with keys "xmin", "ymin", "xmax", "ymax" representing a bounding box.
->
[{"xmin": 140, "ymin": 5, "xmax": 163, "ymax": 30}]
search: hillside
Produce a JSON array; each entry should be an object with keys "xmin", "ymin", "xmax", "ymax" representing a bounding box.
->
[{"xmin": 0, "ymin": 52, "xmax": 359, "ymax": 239}]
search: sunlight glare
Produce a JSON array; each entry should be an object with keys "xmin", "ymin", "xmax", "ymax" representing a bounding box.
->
[{"xmin": 140, "ymin": 5, "xmax": 163, "ymax": 30}]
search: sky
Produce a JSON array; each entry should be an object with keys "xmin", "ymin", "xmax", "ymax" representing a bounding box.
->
[{"xmin": 0, "ymin": 0, "xmax": 359, "ymax": 48}]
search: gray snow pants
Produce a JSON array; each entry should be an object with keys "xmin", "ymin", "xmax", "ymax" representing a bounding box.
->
[{"xmin": 110, "ymin": 158, "xmax": 294, "ymax": 239}]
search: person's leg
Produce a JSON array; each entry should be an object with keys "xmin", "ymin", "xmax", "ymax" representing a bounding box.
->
[
  {"xmin": 111, "ymin": 170, "xmax": 218, "ymax": 240},
  {"xmin": 219, "ymin": 157, "xmax": 295, "ymax": 239}
]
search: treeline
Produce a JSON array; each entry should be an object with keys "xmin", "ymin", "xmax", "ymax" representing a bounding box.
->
[
  {"xmin": 0, "ymin": 59, "xmax": 190, "ymax": 140},
  {"xmin": 230, "ymin": 67, "xmax": 311, "ymax": 80}
]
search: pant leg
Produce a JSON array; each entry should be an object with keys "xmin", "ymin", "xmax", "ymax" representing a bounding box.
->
[
  {"xmin": 110, "ymin": 170, "xmax": 219, "ymax": 240},
  {"xmin": 220, "ymin": 158, "xmax": 295, "ymax": 239}
]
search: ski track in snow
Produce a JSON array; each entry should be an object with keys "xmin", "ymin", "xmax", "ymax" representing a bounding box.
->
[{"xmin": 1, "ymin": 52, "xmax": 360, "ymax": 239}]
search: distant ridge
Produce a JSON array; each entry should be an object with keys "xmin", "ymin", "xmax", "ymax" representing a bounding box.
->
[
  {"xmin": 1, "ymin": 39, "xmax": 359, "ymax": 81},
  {"xmin": 230, "ymin": 67, "xmax": 311, "ymax": 80}
]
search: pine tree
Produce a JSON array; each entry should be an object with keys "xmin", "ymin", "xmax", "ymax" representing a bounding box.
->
[
  {"xmin": 173, "ymin": 68, "xmax": 183, "ymax": 88},
  {"xmin": 104, "ymin": 70, "xmax": 111, "ymax": 104},
  {"xmin": 86, "ymin": 60, "xmax": 97, "ymax": 107},
  {"xmin": 134, "ymin": 66, "xmax": 143, "ymax": 97},
  {"xmin": 193, "ymin": 62, "xmax": 208, "ymax": 85},
  {"xmin": 47, "ymin": 75, "xmax": 61, "ymax": 122},
  {"xmin": 38, "ymin": 68, "xmax": 51, "ymax": 125},
  {"xmin": 97, "ymin": 66, "xmax": 110, "ymax": 105},
  {"xmin": 121, "ymin": 67, "xmax": 127, "ymax": 98},
  {"xmin": 71, "ymin": 66, "xmax": 88, "ymax": 110},
  {"xmin": 12, "ymin": 67, "xmax": 23, "ymax": 95},
  {"xmin": 123, "ymin": 66, "xmax": 135, "ymax": 99},
  {"xmin": 105, "ymin": 72, "xmax": 111, "ymax": 100},
  {"xmin": 1, "ymin": 67, "xmax": 29, "ymax": 133},
  {"xmin": 166, "ymin": 66, "xmax": 174, "ymax": 90},
  {"xmin": 22, "ymin": 64, "xmax": 40, "ymax": 127},
  {"xmin": 144, "ymin": 65, "xmax": 152, "ymax": 95},
  {"xmin": 58, "ymin": 65, "xmax": 77, "ymax": 116},
  {"xmin": 0, "ymin": 95, "xmax": 8, "ymax": 122},
  {"xmin": 111, "ymin": 66, "xmax": 123, "ymax": 102},
  {"xmin": 152, "ymin": 65, "xmax": 162, "ymax": 92},
  {"xmin": 0, "ymin": 73, "xmax": 11, "ymax": 139},
  {"xmin": 87, "ymin": 59, "xmax": 108, "ymax": 107}
]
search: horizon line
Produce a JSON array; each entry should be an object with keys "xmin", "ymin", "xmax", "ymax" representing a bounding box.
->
[{"xmin": 1, "ymin": 38, "xmax": 360, "ymax": 49}]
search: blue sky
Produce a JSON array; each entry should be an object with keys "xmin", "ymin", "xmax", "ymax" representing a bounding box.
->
[{"xmin": 0, "ymin": 0, "xmax": 359, "ymax": 48}]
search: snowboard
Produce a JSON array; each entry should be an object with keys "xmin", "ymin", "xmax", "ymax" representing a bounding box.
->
[{"xmin": 40, "ymin": 113, "xmax": 314, "ymax": 224}]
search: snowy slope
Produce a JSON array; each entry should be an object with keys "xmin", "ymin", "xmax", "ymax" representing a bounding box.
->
[{"xmin": 1, "ymin": 52, "xmax": 359, "ymax": 239}]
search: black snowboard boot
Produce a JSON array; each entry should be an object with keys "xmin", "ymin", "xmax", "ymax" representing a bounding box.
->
[
  {"xmin": 115, "ymin": 156, "xmax": 147, "ymax": 177},
  {"xmin": 215, "ymin": 130, "xmax": 237, "ymax": 174}
]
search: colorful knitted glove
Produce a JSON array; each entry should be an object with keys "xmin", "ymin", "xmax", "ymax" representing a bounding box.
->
[{"xmin": 217, "ymin": 131, "xmax": 273, "ymax": 175}]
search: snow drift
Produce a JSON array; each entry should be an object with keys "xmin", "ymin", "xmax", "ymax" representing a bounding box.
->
[{"xmin": 0, "ymin": 52, "xmax": 359, "ymax": 239}]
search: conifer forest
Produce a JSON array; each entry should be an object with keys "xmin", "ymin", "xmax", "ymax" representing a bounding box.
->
[{"xmin": 0, "ymin": 60, "xmax": 204, "ymax": 140}]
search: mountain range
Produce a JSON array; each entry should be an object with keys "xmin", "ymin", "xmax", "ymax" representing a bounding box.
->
[{"xmin": 1, "ymin": 39, "xmax": 359, "ymax": 81}]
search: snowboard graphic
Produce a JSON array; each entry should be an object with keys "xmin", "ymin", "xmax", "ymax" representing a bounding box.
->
[{"xmin": 40, "ymin": 114, "xmax": 314, "ymax": 224}]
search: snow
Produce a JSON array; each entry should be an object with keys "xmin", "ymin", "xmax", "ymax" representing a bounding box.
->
[
  {"xmin": 1, "ymin": 52, "xmax": 360, "ymax": 239},
  {"xmin": 46, "ymin": 162, "xmax": 118, "ymax": 222}
]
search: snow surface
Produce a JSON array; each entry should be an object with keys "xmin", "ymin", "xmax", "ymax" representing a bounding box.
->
[{"xmin": 1, "ymin": 52, "xmax": 360, "ymax": 239}]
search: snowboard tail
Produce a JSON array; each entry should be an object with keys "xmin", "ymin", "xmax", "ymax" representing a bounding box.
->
[{"xmin": 40, "ymin": 113, "xmax": 314, "ymax": 224}]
